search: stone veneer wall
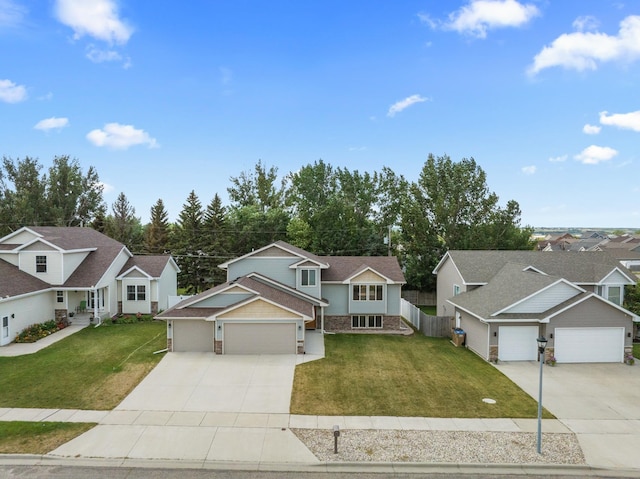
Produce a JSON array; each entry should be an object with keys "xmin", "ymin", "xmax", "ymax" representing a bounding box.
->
[
  {"xmin": 151, "ymin": 301, "xmax": 158, "ymax": 315},
  {"xmin": 167, "ymin": 337, "xmax": 173, "ymax": 351},
  {"xmin": 489, "ymin": 345, "xmax": 498, "ymax": 363},
  {"xmin": 54, "ymin": 309, "xmax": 68, "ymax": 321},
  {"xmin": 325, "ymin": 315, "xmax": 403, "ymax": 332},
  {"xmin": 214, "ymin": 340, "xmax": 222, "ymax": 354},
  {"xmin": 117, "ymin": 301, "xmax": 122, "ymax": 315}
]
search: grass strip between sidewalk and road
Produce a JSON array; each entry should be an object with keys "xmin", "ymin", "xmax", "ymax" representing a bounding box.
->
[{"xmin": 292, "ymin": 333, "xmax": 554, "ymax": 418}]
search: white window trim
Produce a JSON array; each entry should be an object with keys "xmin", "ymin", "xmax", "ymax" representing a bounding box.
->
[
  {"xmin": 352, "ymin": 284, "xmax": 384, "ymax": 302},
  {"xmin": 351, "ymin": 315, "xmax": 383, "ymax": 329},
  {"xmin": 2, "ymin": 316, "xmax": 8, "ymax": 339},
  {"xmin": 36, "ymin": 255, "xmax": 47, "ymax": 273},
  {"xmin": 300, "ymin": 268, "xmax": 317, "ymax": 287}
]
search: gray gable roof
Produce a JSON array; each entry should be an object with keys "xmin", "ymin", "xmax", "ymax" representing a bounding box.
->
[
  {"xmin": 321, "ymin": 256, "xmax": 405, "ymax": 283},
  {"xmin": 447, "ymin": 263, "xmax": 570, "ymax": 319},
  {"xmin": 119, "ymin": 255, "xmax": 176, "ymax": 278},
  {"xmin": 0, "ymin": 260, "xmax": 50, "ymax": 298},
  {"xmin": 441, "ymin": 250, "xmax": 635, "ymax": 285}
]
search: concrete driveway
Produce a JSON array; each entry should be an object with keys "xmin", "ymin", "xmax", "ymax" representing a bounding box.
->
[
  {"xmin": 496, "ymin": 361, "xmax": 640, "ymax": 470},
  {"xmin": 117, "ymin": 352, "xmax": 297, "ymax": 414}
]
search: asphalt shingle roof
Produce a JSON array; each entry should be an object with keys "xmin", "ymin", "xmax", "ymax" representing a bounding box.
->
[
  {"xmin": 0, "ymin": 260, "xmax": 50, "ymax": 298},
  {"xmin": 119, "ymin": 255, "xmax": 173, "ymax": 278}
]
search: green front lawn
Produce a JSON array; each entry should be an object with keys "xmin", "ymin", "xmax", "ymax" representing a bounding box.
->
[
  {"xmin": 0, "ymin": 422, "xmax": 95, "ymax": 454},
  {"xmin": 634, "ymin": 343, "xmax": 640, "ymax": 359},
  {"xmin": 292, "ymin": 334, "xmax": 552, "ymax": 418},
  {"xmin": 0, "ymin": 321, "xmax": 166, "ymax": 410}
]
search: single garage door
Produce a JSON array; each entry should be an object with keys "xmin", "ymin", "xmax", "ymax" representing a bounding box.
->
[
  {"xmin": 498, "ymin": 326, "xmax": 539, "ymax": 361},
  {"xmin": 554, "ymin": 327, "xmax": 624, "ymax": 363},
  {"xmin": 224, "ymin": 322, "xmax": 296, "ymax": 354},
  {"xmin": 172, "ymin": 320, "xmax": 214, "ymax": 352}
]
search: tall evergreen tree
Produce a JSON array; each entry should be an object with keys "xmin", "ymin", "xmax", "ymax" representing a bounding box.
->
[
  {"xmin": 0, "ymin": 156, "xmax": 47, "ymax": 233},
  {"xmin": 144, "ymin": 198, "xmax": 170, "ymax": 254},
  {"xmin": 173, "ymin": 190, "xmax": 206, "ymax": 293},
  {"xmin": 203, "ymin": 193, "xmax": 229, "ymax": 286}
]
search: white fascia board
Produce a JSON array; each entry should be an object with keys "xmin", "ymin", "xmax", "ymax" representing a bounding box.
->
[
  {"xmin": 116, "ymin": 266, "xmax": 154, "ymax": 280},
  {"xmin": 445, "ymin": 299, "xmax": 487, "ymax": 323},
  {"xmin": 211, "ymin": 295, "xmax": 311, "ymax": 322},
  {"xmin": 341, "ymin": 266, "xmax": 395, "ymax": 284}
]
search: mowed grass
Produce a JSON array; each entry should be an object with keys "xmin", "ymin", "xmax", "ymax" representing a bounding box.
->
[
  {"xmin": 0, "ymin": 321, "xmax": 166, "ymax": 410},
  {"xmin": 292, "ymin": 334, "xmax": 553, "ymax": 418},
  {"xmin": 634, "ymin": 343, "xmax": 640, "ymax": 359},
  {"xmin": 0, "ymin": 422, "xmax": 95, "ymax": 454}
]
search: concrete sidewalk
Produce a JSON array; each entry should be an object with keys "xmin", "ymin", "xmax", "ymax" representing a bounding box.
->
[
  {"xmin": 0, "ymin": 323, "xmax": 89, "ymax": 357},
  {"xmin": 0, "ymin": 407, "xmax": 574, "ymax": 465}
]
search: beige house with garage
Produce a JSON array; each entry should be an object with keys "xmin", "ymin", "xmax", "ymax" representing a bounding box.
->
[{"xmin": 434, "ymin": 250, "xmax": 638, "ymax": 363}]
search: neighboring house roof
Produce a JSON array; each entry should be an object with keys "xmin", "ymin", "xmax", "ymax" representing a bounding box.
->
[
  {"xmin": 0, "ymin": 260, "xmax": 50, "ymax": 298},
  {"xmin": 118, "ymin": 255, "xmax": 178, "ymax": 278},
  {"xmin": 434, "ymin": 250, "xmax": 636, "ymax": 285},
  {"xmin": 322, "ymin": 256, "xmax": 405, "ymax": 283},
  {"xmin": 447, "ymin": 263, "xmax": 577, "ymax": 319}
]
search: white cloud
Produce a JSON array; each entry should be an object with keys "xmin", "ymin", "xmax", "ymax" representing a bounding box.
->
[
  {"xmin": 522, "ymin": 165, "xmax": 536, "ymax": 175},
  {"xmin": 572, "ymin": 15, "xmax": 599, "ymax": 32},
  {"xmin": 0, "ymin": 78, "xmax": 27, "ymax": 103},
  {"xmin": 548, "ymin": 155, "xmax": 567, "ymax": 162},
  {"xmin": 34, "ymin": 117, "xmax": 69, "ymax": 131},
  {"xmin": 86, "ymin": 123, "xmax": 158, "ymax": 150},
  {"xmin": 86, "ymin": 45, "xmax": 121, "ymax": 63},
  {"xmin": 529, "ymin": 15, "xmax": 640, "ymax": 75},
  {"xmin": 583, "ymin": 124, "xmax": 601, "ymax": 135},
  {"xmin": 443, "ymin": 0, "xmax": 539, "ymax": 39},
  {"xmin": 0, "ymin": 0, "xmax": 26, "ymax": 28},
  {"xmin": 574, "ymin": 145, "xmax": 618, "ymax": 165},
  {"xmin": 55, "ymin": 0, "xmax": 133, "ymax": 44},
  {"xmin": 599, "ymin": 110, "xmax": 640, "ymax": 132},
  {"xmin": 387, "ymin": 94, "xmax": 429, "ymax": 117}
]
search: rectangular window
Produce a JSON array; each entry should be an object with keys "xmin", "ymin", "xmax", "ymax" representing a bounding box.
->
[
  {"xmin": 353, "ymin": 284, "xmax": 383, "ymax": 301},
  {"xmin": 2, "ymin": 316, "xmax": 8, "ymax": 339},
  {"xmin": 128, "ymin": 285, "xmax": 146, "ymax": 301},
  {"xmin": 453, "ymin": 284, "xmax": 461, "ymax": 296},
  {"xmin": 608, "ymin": 286, "xmax": 621, "ymax": 306},
  {"xmin": 56, "ymin": 291, "xmax": 64, "ymax": 303},
  {"xmin": 36, "ymin": 255, "xmax": 47, "ymax": 273},
  {"xmin": 301, "ymin": 269, "xmax": 316, "ymax": 286},
  {"xmin": 351, "ymin": 315, "xmax": 383, "ymax": 329}
]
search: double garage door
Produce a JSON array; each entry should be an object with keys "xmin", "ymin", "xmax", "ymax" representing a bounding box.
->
[
  {"xmin": 554, "ymin": 327, "xmax": 624, "ymax": 363},
  {"xmin": 498, "ymin": 325, "xmax": 625, "ymax": 363},
  {"xmin": 172, "ymin": 320, "xmax": 296, "ymax": 354}
]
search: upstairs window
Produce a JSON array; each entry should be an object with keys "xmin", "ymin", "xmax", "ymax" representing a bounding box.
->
[
  {"xmin": 36, "ymin": 255, "xmax": 47, "ymax": 273},
  {"xmin": 353, "ymin": 284, "xmax": 384, "ymax": 301},
  {"xmin": 301, "ymin": 269, "xmax": 316, "ymax": 287},
  {"xmin": 607, "ymin": 286, "xmax": 621, "ymax": 306}
]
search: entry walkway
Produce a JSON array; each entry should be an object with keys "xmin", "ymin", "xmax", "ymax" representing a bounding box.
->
[{"xmin": 0, "ymin": 322, "xmax": 90, "ymax": 357}]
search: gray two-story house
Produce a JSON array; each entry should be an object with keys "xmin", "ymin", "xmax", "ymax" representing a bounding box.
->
[{"xmin": 157, "ymin": 240, "xmax": 406, "ymax": 354}]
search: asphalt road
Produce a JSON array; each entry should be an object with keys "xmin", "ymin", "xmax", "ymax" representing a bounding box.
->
[{"xmin": 0, "ymin": 465, "xmax": 632, "ymax": 479}]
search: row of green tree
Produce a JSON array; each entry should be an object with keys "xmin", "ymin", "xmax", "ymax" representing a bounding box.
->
[{"xmin": 0, "ymin": 154, "xmax": 535, "ymax": 292}]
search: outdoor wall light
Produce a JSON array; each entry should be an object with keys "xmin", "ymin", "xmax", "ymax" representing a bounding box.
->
[
  {"xmin": 11, "ymin": 314, "xmax": 15, "ymax": 318},
  {"xmin": 217, "ymin": 324, "xmax": 221, "ymax": 330},
  {"xmin": 168, "ymin": 322, "xmax": 171, "ymax": 329},
  {"xmin": 493, "ymin": 331, "xmax": 497, "ymax": 337}
]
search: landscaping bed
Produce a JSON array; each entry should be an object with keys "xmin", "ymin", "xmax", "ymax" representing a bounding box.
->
[{"xmin": 14, "ymin": 319, "xmax": 69, "ymax": 343}]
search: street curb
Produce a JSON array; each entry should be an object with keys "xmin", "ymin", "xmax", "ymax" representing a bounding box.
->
[{"xmin": 0, "ymin": 453, "xmax": 638, "ymax": 477}]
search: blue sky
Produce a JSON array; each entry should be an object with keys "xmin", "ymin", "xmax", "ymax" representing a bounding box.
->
[{"xmin": 1, "ymin": 0, "xmax": 639, "ymax": 228}]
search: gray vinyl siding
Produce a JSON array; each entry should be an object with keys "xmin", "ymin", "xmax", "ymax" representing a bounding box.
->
[
  {"xmin": 505, "ymin": 282, "xmax": 580, "ymax": 313},
  {"xmin": 386, "ymin": 284, "xmax": 402, "ymax": 315},
  {"xmin": 323, "ymin": 284, "xmax": 348, "ymax": 315},
  {"xmin": 227, "ymin": 258, "xmax": 297, "ymax": 287},
  {"xmin": 459, "ymin": 310, "xmax": 489, "ymax": 359},
  {"xmin": 436, "ymin": 257, "xmax": 465, "ymax": 316},
  {"xmin": 547, "ymin": 296, "xmax": 634, "ymax": 349}
]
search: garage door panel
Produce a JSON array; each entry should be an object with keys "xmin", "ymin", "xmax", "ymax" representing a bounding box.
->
[
  {"xmin": 498, "ymin": 326, "xmax": 539, "ymax": 361},
  {"xmin": 173, "ymin": 320, "xmax": 214, "ymax": 352},
  {"xmin": 224, "ymin": 323, "xmax": 296, "ymax": 354},
  {"xmin": 554, "ymin": 327, "xmax": 624, "ymax": 363}
]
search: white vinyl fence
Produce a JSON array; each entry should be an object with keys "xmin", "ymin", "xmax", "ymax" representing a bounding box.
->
[{"xmin": 401, "ymin": 298, "xmax": 451, "ymax": 338}]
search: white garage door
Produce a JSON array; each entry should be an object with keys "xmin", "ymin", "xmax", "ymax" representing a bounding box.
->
[
  {"xmin": 498, "ymin": 326, "xmax": 539, "ymax": 361},
  {"xmin": 554, "ymin": 327, "xmax": 624, "ymax": 363},
  {"xmin": 172, "ymin": 320, "xmax": 214, "ymax": 352},
  {"xmin": 224, "ymin": 322, "xmax": 296, "ymax": 354}
]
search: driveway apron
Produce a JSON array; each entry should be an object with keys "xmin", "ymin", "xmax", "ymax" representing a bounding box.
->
[
  {"xmin": 117, "ymin": 352, "xmax": 296, "ymax": 414},
  {"xmin": 495, "ymin": 361, "xmax": 640, "ymax": 470}
]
